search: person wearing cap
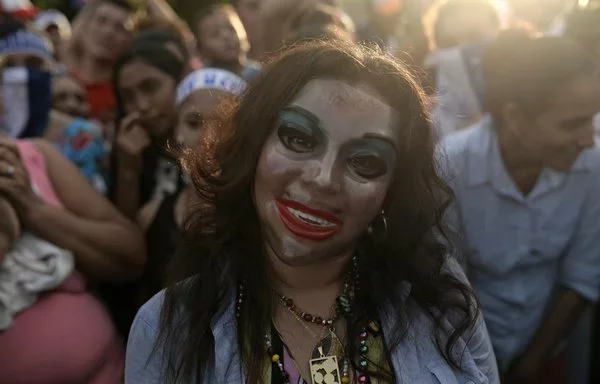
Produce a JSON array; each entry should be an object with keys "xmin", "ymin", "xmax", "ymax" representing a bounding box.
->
[
  {"xmin": 135, "ymin": 67, "xmax": 246, "ymax": 305},
  {"xmin": 33, "ymin": 9, "xmax": 72, "ymax": 62},
  {"xmin": 0, "ymin": 0, "xmax": 38, "ymax": 21},
  {"xmin": 0, "ymin": 19, "xmax": 54, "ymax": 138}
]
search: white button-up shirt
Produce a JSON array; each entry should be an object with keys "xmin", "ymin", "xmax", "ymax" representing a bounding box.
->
[{"xmin": 439, "ymin": 116, "xmax": 600, "ymax": 364}]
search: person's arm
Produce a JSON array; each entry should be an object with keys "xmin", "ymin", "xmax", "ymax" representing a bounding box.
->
[
  {"xmin": 115, "ymin": 152, "xmax": 144, "ymax": 219},
  {"xmin": 137, "ymin": 199, "xmax": 161, "ymax": 234},
  {"xmin": 508, "ymin": 288, "xmax": 588, "ymax": 381},
  {"xmin": 113, "ymin": 112, "xmax": 151, "ymax": 219},
  {"xmin": 43, "ymin": 110, "xmax": 76, "ymax": 142},
  {"xmin": 508, "ymin": 167, "xmax": 600, "ymax": 381},
  {"xmin": 23, "ymin": 140, "xmax": 146, "ymax": 282}
]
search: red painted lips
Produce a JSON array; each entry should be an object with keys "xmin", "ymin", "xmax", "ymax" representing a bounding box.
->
[{"xmin": 275, "ymin": 198, "xmax": 342, "ymax": 241}]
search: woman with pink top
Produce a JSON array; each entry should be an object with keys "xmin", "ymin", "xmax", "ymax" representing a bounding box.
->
[{"xmin": 0, "ymin": 15, "xmax": 145, "ymax": 384}]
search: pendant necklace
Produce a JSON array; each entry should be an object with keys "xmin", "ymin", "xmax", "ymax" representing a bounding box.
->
[
  {"xmin": 272, "ymin": 281, "xmax": 353, "ymax": 384},
  {"xmin": 267, "ymin": 325, "xmax": 349, "ymax": 384},
  {"xmin": 279, "ymin": 301, "xmax": 349, "ymax": 384},
  {"xmin": 253, "ymin": 255, "xmax": 375, "ymax": 383}
]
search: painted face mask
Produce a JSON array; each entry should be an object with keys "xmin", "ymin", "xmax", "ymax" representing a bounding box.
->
[
  {"xmin": 253, "ymin": 79, "xmax": 397, "ymax": 266},
  {"xmin": 1, "ymin": 66, "xmax": 52, "ymax": 138}
]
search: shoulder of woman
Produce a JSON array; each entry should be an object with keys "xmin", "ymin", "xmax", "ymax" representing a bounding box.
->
[
  {"xmin": 133, "ymin": 290, "xmax": 166, "ymax": 332},
  {"xmin": 126, "ymin": 291, "xmax": 168, "ymax": 382}
]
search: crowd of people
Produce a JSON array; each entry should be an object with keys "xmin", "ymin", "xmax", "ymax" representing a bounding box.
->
[{"xmin": 0, "ymin": 0, "xmax": 599, "ymax": 383}]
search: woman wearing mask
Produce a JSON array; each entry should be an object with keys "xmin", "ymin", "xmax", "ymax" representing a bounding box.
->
[
  {"xmin": 136, "ymin": 68, "xmax": 246, "ymax": 304},
  {"xmin": 111, "ymin": 36, "xmax": 186, "ymax": 219},
  {"xmin": 125, "ymin": 41, "xmax": 499, "ymax": 384}
]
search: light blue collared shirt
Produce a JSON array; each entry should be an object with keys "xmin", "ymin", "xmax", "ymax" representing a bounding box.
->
[
  {"xmin": 125, "ymin": 259, "xmax": 499, "ymax": 384},
  {"xmin": 439, "ymin": 116, "xmax": 600, "ymax": 365}
]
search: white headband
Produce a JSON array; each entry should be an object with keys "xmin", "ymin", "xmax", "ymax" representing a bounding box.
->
[{"xmin": 176, "ymin": 68, "xmax": 247, "ymax": 105}]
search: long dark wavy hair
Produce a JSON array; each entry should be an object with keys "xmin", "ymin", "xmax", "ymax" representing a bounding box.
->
[{"xmin": 157, "ymin": 40, "xmax": 478, "ymax": 383}]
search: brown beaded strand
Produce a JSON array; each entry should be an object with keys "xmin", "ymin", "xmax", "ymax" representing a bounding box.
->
[{"xmin": 278, "ymin": 295, "xmax": 339, "ymax": 327}]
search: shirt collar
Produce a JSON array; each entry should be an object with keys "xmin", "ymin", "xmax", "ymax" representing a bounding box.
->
[{"xmin": 465, "ymin": 115, "xmax": 594, "ymax": 191}]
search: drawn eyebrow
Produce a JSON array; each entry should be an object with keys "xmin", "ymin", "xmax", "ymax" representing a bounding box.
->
[
  {"xmin": 282, "ymin": 105, "xmax": 322, "ymax": 126},
  {"xmin": 282, "ymin": 106, "xmax": 397, "ymax": 153},
  {"xmin": 362, "ymin": 133, "xmax": 398, "ymax": 152}
]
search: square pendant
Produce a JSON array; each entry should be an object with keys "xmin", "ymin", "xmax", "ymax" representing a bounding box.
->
[{"xmin": 309, "ymin": 355, "xmax": 342, "ymax": 384}]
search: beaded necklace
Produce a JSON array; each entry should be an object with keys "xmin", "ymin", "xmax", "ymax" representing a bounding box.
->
[
  {"xmin": 237, "ymin": 255, "xmax": 383, "ymax": 384},
  {"xmin": 265, "ymin": 323, "xmax": 379, "ymax": 384}
]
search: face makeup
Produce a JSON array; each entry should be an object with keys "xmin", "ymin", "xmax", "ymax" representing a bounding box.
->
[
  {"xmin": 254, "ymin": 79, "xmax": 397, "ymax": 265},
  {"xmin": 275, "ymin": 197, "xmax": 343, "ymax": 241}
]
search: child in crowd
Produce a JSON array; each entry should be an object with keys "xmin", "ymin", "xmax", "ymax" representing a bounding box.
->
[
  {"xmin": 52, "ymin": 71, "xmax": 90, "ymax": 118},
  {"xmin": 193, "ymin": 4, "xmax": 262, "ymax": 81},
  {"xmin": 49, "ymin": 70, "xmax": 109, "ymax": 193},
  {"xmin": 136, "ymin": 67, "xmax": 246, "ymax": 304}
]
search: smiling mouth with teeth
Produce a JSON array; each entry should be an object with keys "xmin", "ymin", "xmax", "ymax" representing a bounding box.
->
[{"xmin": 275, "ymin": 198, "xmax": 342, "ymax": 241}]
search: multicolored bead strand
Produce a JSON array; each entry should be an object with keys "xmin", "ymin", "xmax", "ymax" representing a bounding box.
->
[
  {"xmin": 341, "ymin": 358, "xmax": 350, "ymax": 383},
  {"xmin": 357, "ymin": 328, "xmax": 370, "ymax": 384},
  {"xmin": 266, "ymin": 332, "xmax": 290, "ymax": 383}
]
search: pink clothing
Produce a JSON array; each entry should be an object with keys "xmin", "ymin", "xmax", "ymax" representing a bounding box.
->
[
  {"xmin": 16, "ymin": 140, "xmax": 62, "ymax": 207},
  {"xmin": 0, "ymin": 140, "xmax": 124, "ymax": 384},
  {"xmin": 284, "ymin": 345, "xmax": 302, "ymax": 384}
]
